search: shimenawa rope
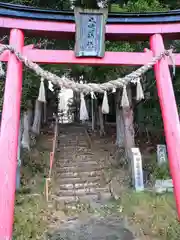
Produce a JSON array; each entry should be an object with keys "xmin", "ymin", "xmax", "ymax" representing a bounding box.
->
[{"xmin": 0, "ymin": 44, "xmax": 175, "ymax": 110}]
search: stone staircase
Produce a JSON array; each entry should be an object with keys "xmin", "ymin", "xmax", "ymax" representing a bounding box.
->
[{"xmin": 51, "ymin": 124, "xmax": 111, "ymax": 204}]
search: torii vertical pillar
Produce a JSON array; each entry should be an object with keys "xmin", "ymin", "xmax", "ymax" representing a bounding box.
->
[
  {"xmin": 0, "ymin": 29, "xmax": 24, "ymax": 238},
  {"xmin": 150, "ymin": 34, "xmax": 180, "ymax": 219}
]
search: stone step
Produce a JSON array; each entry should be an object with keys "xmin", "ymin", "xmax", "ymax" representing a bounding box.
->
[
  {"xmin": 57, "ymin": 165, "xmax": 103, "ymax": 173},
  {"xmin": 56, "ymin": 170, "xmax": 102, "ymax": 178},
  {"xmin": 56, "ymin": 158, "xmax": 95, "ymax": 164},
  {"xmin": 58, "ymin": 146, "xmax": 89, "ymax": 150},
  {"xmin": 58, "ymin": 136, "xmax": 86, "ymax": 139},
  {"xmin": 57, "ymin": 145, "xmax": 89, "ymax": 150},
  {"xmin": 57, "ymin": 155, "xmax": 94, "ymax": 161},
  {"xmin": 57, "ymin": 158, "xmax": 94, "ymax": 163},
  {"xmin": 49, "ymin": 125, "xmax": 112, "ymax": 206},
  {"xmin": 58, "ymin": 135, "xmax": 85, "ymax": 138},
  {"xmin": 54, "ymin": 187, "xmax": 110, "ymax": 197},
  {"xmin": 57, "ymin": 146, "xmax": 90, "ymax": 150},
  {"xmin": 57, "ymin": 154, "xmax": 93, "ymax": 159},
  {"xmin": 59, "ymin": 136, "xmax": 86, "ymax": 139},
  {"xmin": 58, "ymin": 142, "xmax": 81, "ymax": 145},
  {"xmin": 58, "ymin": 137, "xmax": 86, "ymax": 141},
  {"xmin": 51, "ymin": 193, "xmax": 99, "ymax": 203},
  {"xmin": 55, "ymin": 161, "xmax": 99, "ymax": 168},
  {"xmin": 57, "ymin": 151, "xmax": 93, "ymax": 156},
  {"xmin": 56, "ymin": 163, "xmax": 99, "ymax": 169},
  {"xmin": 57, "ymin": 149, "xmax": 92, "ymax": 153},
  {"xmin": 58, "ymin": 182, "xmax": 100, "ymax": 190},
  {"xmin": 55, "ymin": 176, "xmax": 100, "ymax": 185},
  {"xmin": 52, "ymin": 190, "xmax": 111, "ymax": 204}
]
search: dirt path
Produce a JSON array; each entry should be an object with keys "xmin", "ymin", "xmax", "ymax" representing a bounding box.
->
[{"xmin": 47, "ymin": 214, "xmax": 135, "ymax": 240}]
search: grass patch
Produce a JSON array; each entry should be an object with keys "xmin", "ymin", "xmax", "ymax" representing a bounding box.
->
[
  {"xmin": 119, "ymin": 191, "xmax": 179, "ymax": 239},
  {"xmin": 153, "ymin": 162, "xmax": 170, "ymax": 180},
  {"xmin": 94, "ymin": 191, "xmax": 180, "ymax": 239},
  {"xmin": 13, "ymin": 134, "xmax": 51, "ymax": 239},
  {"xmin": 13, "ymin": 195, "xmax": 47, "ymax": 239}
]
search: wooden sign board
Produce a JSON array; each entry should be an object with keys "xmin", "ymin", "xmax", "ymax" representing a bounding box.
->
[
  {"xmin": 157, "ymin": 144, "xmax": 167, "ymax": 165},
  {"xmin": 131, "ymin": 148, "xmax": 144, "ymax": 192},
  {"xmin": 74, "ymin": 8, "xmax": 108, "ymax": 57}
]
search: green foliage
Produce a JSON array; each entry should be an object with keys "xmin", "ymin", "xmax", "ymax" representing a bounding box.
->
[
  {"xmin": 73, "ymin": 0, "xmax": 99, "ymax": 9},
  {"xmin": 143, "ymin": 153, "xmax": 170, "ymax": 180},
  {"xmin": 111, "ymin": 0, "xmax": 168, "ymax": 12},
  {"xmin": 21, "ymin": 70, "xmax": 39, "ymax": 110},
  {"xmin": 120, "ymin": 191, "xmax": 180, "ymax": 240},
  {"xmin": 13, "ymin": 138, "xmax": 50, "ymax": 239},
  {"xmin": 153, "ymin": 162, "xmax": 170, "ymax": 180},
  {"xmin": 123, "ymin": 0, "xmax": 168, "ymax": 12},
  {"xmin": 92, "ymin": 189, "xmax": 180, "ymax": 240},
  {"xmin": 13, "ymin": 196, "xmax": 46, "ymax": 239},
  {"xmin": 3, "ymin": 0, "xmax": 71, "ymax": 10}
]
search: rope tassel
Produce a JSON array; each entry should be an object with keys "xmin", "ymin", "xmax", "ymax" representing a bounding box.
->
[
  {"xmin": 121, "ymin": 85, "xmax": 129, "ymax": 107},
  {"xmin": 102, "ymin": 91, "xmax": 109, "ymax": 114},
  {"xmin": 90, "ymin": 91, "xmax": 96, "ymax": 99},
  {"xmin": 169, "ymin": 50, "xmax": 176, "ymax": 77},
  {"xmin": 136, "ymin": 78, "xmax": 144, "ymax": 101},
  {"xmin": 112, "ymin": 88, "xmax": 116, "ymax": 93},
  {"xmin": 80, "ymin": 93, "xmax": 89, "ymax": 121},
  {"xmin": 58, "ymin": 91, "xmax": 66, "ymax": 112},
  {"xmin": 38, "ymin": 77, "xmax": 46, "ymax": 102},
  {"xmin": 0, "ymin": 62, "xmax": 4, "ymax": 76}
]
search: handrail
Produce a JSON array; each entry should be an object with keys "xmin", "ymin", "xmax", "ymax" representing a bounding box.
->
[
  {"xmin": 49, "ymin": 116, "xmax": 58, "ymax": 179},
  {"xmin": 1, "ymin": 2, "xmax": 180, "ymax": 23},
  {"xmin": 45, "ymin": 116, "xmax": 58, "ymax": 201}
]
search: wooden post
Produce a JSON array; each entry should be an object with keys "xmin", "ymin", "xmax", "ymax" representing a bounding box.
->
[
  {"xmin": 0, "ymin": 29, "xmax": 24, "ymax": 238},
  {"xmin": 150, "ymin": 34, "xmax": 180, "ymax": 220},
  {"xmin": 91, "ymin": 97, "xmax": 95, "ymax": 131},
  {"xmin": 115, "ymin": 89, "xmax": 124, "ymax": 147}
]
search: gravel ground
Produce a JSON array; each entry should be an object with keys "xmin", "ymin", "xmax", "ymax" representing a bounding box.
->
[{"xmin": 47, "ymin": 215, "xmax": 135, "ymax": 240}]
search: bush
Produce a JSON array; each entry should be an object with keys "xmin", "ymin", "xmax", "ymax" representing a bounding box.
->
[{"xmin": 153, "ymin": 162, "xmax": 170, "ymax": 180}]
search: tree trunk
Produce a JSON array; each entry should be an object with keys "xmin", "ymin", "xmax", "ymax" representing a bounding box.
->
[
  {"xmin": 115, "ymin": 89, "xmax": 124, "ymax": 147},
  {"xmin": 16, "ymin": 118, "xmax": 23, "ymax": 190},
  {"xmin": 21, "ymin": 111, "xmax": 30, "ymax": 150},
  {"xmin": 32, "ymin": 100, "xmax": 42, "ymax": 135},
  {"xmin": 94, "ymin": 98, "xmax": 98, "ymax": 129},
  {"xmin": 91, "ymin": 98, "xmax": 95, "ymax": 131},
  {"xmin": 43, "ymin": 103, "xmax": 47, "ymax": 124},
  {"xmin": 74, "ymin": 92, "xmax": 80, "ymax": 122},
  {"xmin": 27, "ymin": 100, "xmax": 33, "ymax": 128},
  {"xmin": 122, "ymin": 86, "xmax": 135, "ymax": 161},
  {"xmin": 98, "ymin": 105, "xmax": 105, "ymax": 136}
]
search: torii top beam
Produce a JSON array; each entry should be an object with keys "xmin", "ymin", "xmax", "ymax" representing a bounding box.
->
[{"xmin": 0, "ymin": 2, "xmax": 180, "ymax": 40}]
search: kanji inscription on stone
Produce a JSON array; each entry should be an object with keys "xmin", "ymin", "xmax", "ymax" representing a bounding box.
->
[
  {"xmin": 157, "ymin": 144, "xmax": 167, "ymax": 166},
  {"xmin": 131, "ymin": 148, "xmax": 144, "ymax": 192},
  {"xmin": 74, "ymin": 8, "xmax": 108, "ymax": 57}
]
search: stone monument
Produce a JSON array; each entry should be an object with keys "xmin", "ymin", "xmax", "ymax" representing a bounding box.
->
[
  {"xmin": 157, "ymin": 144, "xmax": 167, "ymax": 165},
  {"xmin": 131, "ymin": 148, "xmax": 144, "ymax": 192}
]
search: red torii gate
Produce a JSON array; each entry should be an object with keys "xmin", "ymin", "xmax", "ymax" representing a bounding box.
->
[{"xmin": 0, "ymin": 4, "xmax": 180, "ymax": 239}]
